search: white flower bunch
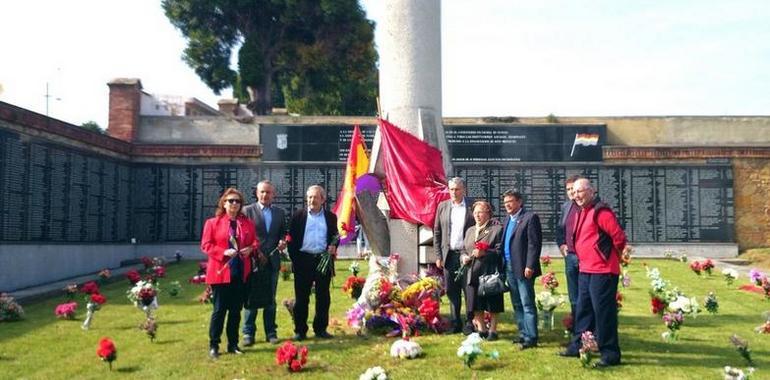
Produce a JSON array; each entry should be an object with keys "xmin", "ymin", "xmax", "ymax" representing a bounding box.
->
[
  {"xmin": 646, "ymin": 267, "xmax": 671, "ymax": 294},
  {"xmin": 723, "ymin": 268, "xmax": 739, "ymax": 285},
  {"xmin": 359, "ymin": 366, "xmax": 388, "ymax": 380},
  {"xmin": 724, "ymin": 366, "xmax": 755, "ymax": 380},
  {"xmin": 668, "ymin": 295, "xmax": 699, "ymax": 317},
  {"xmin": 390, "ymin": 338, "xmax": 422, "ymax": 359},
  {"xmin": 536, "ymin": 291, "xmax": 565, "ymax": 312},
  {"xmin": 457, "ymin": 333, "xmax": 499, "ymax": 368}
]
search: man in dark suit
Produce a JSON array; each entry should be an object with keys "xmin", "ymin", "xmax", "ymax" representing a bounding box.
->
[
  {"xmin": 241, "ymin": 180, "xmax": 287, "ymax": 345},
  {"xmin": 555, "ymin": 175, "xmax": 581, "ymax": 332},
  {"xmin": 287, "ymin": 185, "xmax": 338, "ymax": 341},
  {"xmin": 501, "ymin": 189, "xmax": 543, "ymax": 349},
  {"xmin": 434, "ymin": 177, "xmax": 475, "ymax": 334}
]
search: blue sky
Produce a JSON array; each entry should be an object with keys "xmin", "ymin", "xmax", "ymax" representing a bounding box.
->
[{"xmin": 1, "ymin": 0, "xmax": 768, "ymax": 128}]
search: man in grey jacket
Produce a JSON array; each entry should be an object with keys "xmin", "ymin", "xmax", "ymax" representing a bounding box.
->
[{"xmin": 241, "ymin": 180, "xmax": 287, "ymax": 345}]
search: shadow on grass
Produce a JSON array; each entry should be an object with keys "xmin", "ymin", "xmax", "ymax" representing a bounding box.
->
[
  {"xmin": 116, "ymin": 365, "xmax": 140, "ymax": 373},
  {"xmin": 154, "ymin": 339, "xmax": 182, "ymax": 345}
]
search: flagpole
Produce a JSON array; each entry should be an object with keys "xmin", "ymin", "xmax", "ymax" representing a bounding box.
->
[
  {"xmin": 376, "ymin": 96, "xmax": 382, "ymax": 119},
  {"xmin": 570, "ymin": 133, "xmax": 578, "ymax": 157}
]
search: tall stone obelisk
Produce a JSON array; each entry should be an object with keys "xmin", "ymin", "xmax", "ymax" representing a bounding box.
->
[{"xmin": 370, "ymin": 0, "xmax": 451, "ymax": 274}]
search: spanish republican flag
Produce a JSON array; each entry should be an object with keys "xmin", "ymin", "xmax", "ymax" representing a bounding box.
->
[
  {"xmin": 570, "ymin": 133, "xmax": 600, "ymax": 156},
  {"xmin": 333, "ymin": 125, "xmax": 370, "ymax": 244}
]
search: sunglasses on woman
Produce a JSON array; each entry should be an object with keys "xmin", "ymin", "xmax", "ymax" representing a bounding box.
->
[{"xmin": 225, "ymin": 198, "xmax": 241, "ymax": 204}]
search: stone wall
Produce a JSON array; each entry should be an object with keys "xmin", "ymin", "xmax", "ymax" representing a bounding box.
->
[{"xmin": 733, "ymin": 158, "xmax": 770, "ymax": 249}]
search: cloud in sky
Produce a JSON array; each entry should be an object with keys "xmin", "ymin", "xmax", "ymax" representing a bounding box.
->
[{"xmin": 0, "ymin": 0, "xmax": 768, "ymax": 128}]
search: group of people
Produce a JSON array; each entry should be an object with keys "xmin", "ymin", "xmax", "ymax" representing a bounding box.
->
[
  {"xmin": 435, "ymin": 176, "xmax": 630, "ymax": 367},
  {"xmin": 199, "ymin": 175, "xmax": 630, "ymax": 368},
  {"xmin": 200, "ymin": 181, "xmax": 338, "ymax": 359}
]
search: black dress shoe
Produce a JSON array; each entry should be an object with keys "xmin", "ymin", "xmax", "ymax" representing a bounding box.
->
[
  {"xmin": 519, "ymin": 342, "xmax": 538, "ymax": 350},
  {"xmin": 292, "ymin": 333, "xmax": 307, "ymax": 341},
  {"xmin": 227, "ymin": 346, "xmax": 244, "ymax": 354},
  {"xmin": 315, "ymin": 331, "xmax": 334, "ymax": 339},
  {"xmin": 486, "ymin": 332, "xmax": 499, "ymax": 341},
  {"xmin": 462, "ymin": 324, "xmax": 475, "ymax": 336},
  {"xmin": 558, "ymin": 350, "xmax": 579, "ymax": 358},
  {"xmin": 208, "ymin": 348, "xmax": 219, "ymax": 359},
  {"xmin": 451, "ymin": 325, "xmax": 463, "ymax": 334}
]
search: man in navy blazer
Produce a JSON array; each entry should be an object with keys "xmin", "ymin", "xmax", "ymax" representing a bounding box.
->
[
  {"xmin": 287, "ymin": 185, "xmax": 338, "ymax": 341},
  {"xmin": 241, "ymin": 180, "xmax": 287, "ymax": 345},
  {"xmin": 501, "ymin": 189, "xmax": 543, "ymax": 349}
]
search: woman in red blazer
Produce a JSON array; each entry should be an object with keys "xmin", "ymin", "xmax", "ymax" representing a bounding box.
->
[{"xmin": 201, "ymin": 188, "xmax": 258, "ymax": 358}]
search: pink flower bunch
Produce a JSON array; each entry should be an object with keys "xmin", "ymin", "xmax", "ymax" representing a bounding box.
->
[{"xmin": 55, "ymin": 302, "xmax": 78, "ymax": 319}]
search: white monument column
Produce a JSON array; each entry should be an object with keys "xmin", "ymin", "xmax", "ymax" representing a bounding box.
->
[{"xmin": 371, "ymin": 0, "xmax": 450, "ymax": 274}]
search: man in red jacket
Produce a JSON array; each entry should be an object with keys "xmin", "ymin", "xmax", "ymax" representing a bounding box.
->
[{"xmin": 559, "ymin": 178, "xmax": 631, "ymax": 367}]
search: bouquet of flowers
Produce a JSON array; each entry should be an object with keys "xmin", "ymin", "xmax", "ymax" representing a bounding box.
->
[
  {"xmin": 540, "ymin": 255, "xmax": 552, "ymax": 268},
  {"xmin": 280, "ymin": 262, "xmax": 292, "ymax": 281},
  {"xmin": 669, "ymin": 295, "xmax": 699, "ymax": 316},
  {"xmin": 82, "ymin": 293, "xmax": 107, "ymax": 330},
  {"xmin": 359, "ymin": 366, "xmax": 388, "ymax": 380},
  {"xmin": 342, "ymin": 275, "xmax": 366, "ymax": 299},
  {"xmin": 317, "ymin": 234, "xmax": 340, "ymax": 276},
  {"xmin": 704, "ymin": 292, "xmax": 719, "ymax": 314},
  {"xmin": 0, "ymin": 293, "xmax": 25, "ymax": 322},
  {"xmin": 140, "ymin": 256, "xmax": 154, "ymax": 269},
  {"xmin": 140, "ymin": 317, "xmax": 157, "ymax": 342},
  {"xmin": 689, "ymin": 261, "xmax": 702, "ymax": 276},
  {"xmin": 275, "ymin": 340, "xmax": 308, "ymax": 372},
  {"xmin": 755, "ymin": 320, "xmax": 770, "ymax": 334},
  {"xmin": 457, "ymin": 333, "xmax": 499, "ymax": 368},
  {"xmin": 536, "ymin": 291, "xmax": 565, "ymax": 330},
  {"xmin": 198, "ymin": 286, "xmax": 213, "ymax": 304},
  {"xmin": 153, "ymin": 266, "xmax": 166, "ymax": 278},
  {"xmin": 97, "ymin": 269, "xmax": 111, "ymax": 285},
  {"xmin": 166, "ymin": 281, "xmax": 182, "ymax": 297},
  {"xmin": 349, "ymin": 261, "xmax": 361, "ymax": 277},
  {"xmin": 723, "ymin": 268, "xmax": 739, "ymax": 286},
  {"xmin": 749, "ymin": 269, "xmax": 765, "ymax": 286},
  {"xmin": 417, "ymin": 298, "xmax": 443, "ymax": 333},
  {"xmin": 455, "ymin": 242, "xmax": 489, "ymax": 282},
  {"xmin": 81, "ymin": 281, "xmax": 100, "ymax": 295},
  {"xmin": 126, "ymin": 269, "xmax": 141, "ymax": 285},
  {"xmin": 562, "ymin": 314, "xmax": 574, "ymax": 339},
  {"xmin": 97, "ymin": 337, "xmax": 117, "ymax": 370},
  {"xmin": 63, "ymin": 283, "xmax": 78, "ymax": 301},
  {"xmin": 55, "ymin": 302, "xmax": 78, "ymax": 320},
  {"xmin": 541, "ymin": 272, "xmax": 559, "ymax": 293},
  {"xmin": 127, "ymin": 280, "xmax": 159, "ymax": 317},
  {"xmin": 730, "ymin": 334, "xmax": 754, "ymax": 366},
  {"xmin": 661, "ymin": 311, "xmax": 684, "ymax": 341},
  {"xmin": 579, "ymin": 331, "xmax": 599, "ymax": 367},
  {"xmin": 701, "ymin": 259, "xmax": 715, "ymax": 275},
  {"xmin": 724, "ymin": 366, "xmax": 755, "ymax": 380},
  {"xmin": 390, "ymin": 338, "xmax": 422, "ymax": 359}
]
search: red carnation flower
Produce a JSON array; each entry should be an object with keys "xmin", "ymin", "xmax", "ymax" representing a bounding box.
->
[
  {"xmin": 153, "ymin": 266, "xmax": 166, "ymax": 278},
  {"xmin": 97, "ymin": 337, "xmax": 117, "ymax": 370},
  {"xmin": 91, "ymin": 293, "xmax": 107, "ymax": 305},
  {"xmin": 284, "ymin": 234, "xmax": 292, "ymax": 243},
  {"xmin": 126, "ymin": 270, "xmax": 141, "ymax": 284},
  {"xmin": 475, "ymin": 241, "xmax": 490, "ymax": 251},
  {"xmin": 80, "ymin": 281, "xmax": 100, "ymax": 295}
]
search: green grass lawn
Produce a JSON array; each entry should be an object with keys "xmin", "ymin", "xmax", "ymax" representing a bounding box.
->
[{"xmin": 1, "ymin": 258, "xmax": 769, "ymax": 379}]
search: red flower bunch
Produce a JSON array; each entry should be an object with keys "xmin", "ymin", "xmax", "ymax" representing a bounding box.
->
[
  {"xmin": 701, "ymin": 259, "xmax": 715, "ymax": 275},
  {"xmin": 540, "ymin": 272, "xmax": 559, "ymax": 293},
  {"xmin": 198, "ymin": 261, "xmax": 208, "ymax": 271},
  {"xmin": 651, "ymin": 296, "xmax": 667, "ymax": 315},
  {"xmin": 379, "ymin": 277, "xmax": 393, "ymax": 304},
  {"xmin": 562, "ymin": 313, "xmax": 574, "ymax": 331},
  {"xmin": 689, "ymin": 261, "xmax": 702, "ymax": 275},
  {"xmin": 126, "ymin": 270, "xmax": 141, "ymax": 285},
  {"xmin": 474, "ymin": 241, "xmax": 490, "ymax": 251},
  {"xmin": 418, "ymin": 298, "xmax": 442, "ymax": 331},
  {"xmin": 616, "ymin": 292, "xmax": 624, "ymax": 310},
  {"xmin": 138, "ymin": 288, "xmax": 157, "ymax": 304},
  {"xmin": 153, "ymin": 266, "xmax": 166, "ymax": 278},
  {"xmin": 540, "ymin": 255, "xmax": 552, "ymax": 268},
  {"xmin": 189, "ymin": 274, "xmax": 206, "ymax": 284},
  {"xmin": 275, "ymin": 341, "xmax": 308, "ymax": 372},
  {"xmin": 80, "ymin": 281, "xmax": 100, "ymax": 295},
  {"xmin": 342, "ymin": 276, "xmax": 366, "ymax": 296},
  {"xmin": 140, "ymin": 256, "xmax": 154, "ymax": 269},
  {"xmin": 97, "ymin": 337, "xmax": 117, "ymax": 370},
  {"xmin": 91, "ymin": 293, "xmax": 107, "ymax": 305}
]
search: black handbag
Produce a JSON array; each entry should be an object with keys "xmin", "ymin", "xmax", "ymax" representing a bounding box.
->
[{"xmin": 477, "ymin": 270, "xmax": 508, "ymax": 297}]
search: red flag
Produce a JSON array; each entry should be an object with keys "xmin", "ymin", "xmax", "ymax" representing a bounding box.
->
[
  {"xmin": 333, "ymin": 125, "xmax": 369, "ymax": 244},
  {"xmin": 377, "ymin": 118, "xmax": 449, "ymax": 228}
]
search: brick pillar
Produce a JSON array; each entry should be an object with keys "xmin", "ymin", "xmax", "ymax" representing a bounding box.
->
[{"xmin": 107, "ymin": 78, "xmax": 142, "ymax": 142}]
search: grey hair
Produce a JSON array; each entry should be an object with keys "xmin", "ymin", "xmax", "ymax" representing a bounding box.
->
[
  {"xmin": 448, "ymin": 177, "xmax": 465, "ymax": 187},
  {"xmin": 307, "ymin": 184, "xmax": 326, "ymax": 199},
  {"xmin": 256, "ymin": 179, "xmax": 274, "ymax": 190},
  {"xmin": 573, "ymin": 178, "xmax": 594, "ymax": 190}
]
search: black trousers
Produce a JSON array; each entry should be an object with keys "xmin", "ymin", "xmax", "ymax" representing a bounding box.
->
[
  {"xmin": 209, "ymin": 280, "xmax": 245, "ymax": 350},
  {"xmin": 443, "ymin": 250, "xmax": 469, "ymax": 328},
  {"xmin": 568, "ymin": 273, "xmax": 621, "ymax": 364},
  {"xmin": 292, "ymin": 251, "xmax": 332, "ymax": 336}
]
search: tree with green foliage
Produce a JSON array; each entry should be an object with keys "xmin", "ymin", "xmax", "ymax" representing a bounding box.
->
[
  {"xmin": 162, "ymin": 0, "xmax": 378, "ymax": 116},
  {"xmin": 80, "ymin": 121, "xmax": 105, "ymax": 134}
]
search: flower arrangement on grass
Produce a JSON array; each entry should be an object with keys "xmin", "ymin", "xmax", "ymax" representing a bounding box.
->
[
  {"xmin": 349, "ymin": 261, "xmax": 361, "ymax": 277},
  {"xmin": 140, "ymin": 256, "xmax": 154, "ymax": 269},
  {"xmin": 579, "ymin": 331, "xmax": 598, "ymax": 367},
  {"xmin": 701, "ymin": 259, "xmax": 715, "ymax": 275},
  {"xmin": 704, "ymin": 292, "xmax": 719, "ymax": 314},
  {"xmin": 97, "ymin": 269, "xmax": 111, "ymax": 285},
  {"xmin": 128, "ymin": 280, "xmax": 159, "ymax": 317},
  {"xmin": 140, "ymin": 317, "xmax": 158, "ymax": 342},
  {"xmin": 166, "ymin": 281, "xmax": 182, "ymax": 297},
  {"xmin": 749, "ymin": 269, "xmax": 765, "ymax": 286},
  {"xmin": 97, "ymin": 337, "xmax": 117, "ymax": 370},
  {"xmin": 723, "ymin": 366, "xmax": 755, "ymax": 380},
  {"xmin": 126, "ymin": 269, "xmax": 141, "ymax": 285},
  {"xmin": 390, "ymin": 337, "xmax": 422, "ymax": 359},
  {"xmin": 80, "ymin": 281, "xmax": 100, "ymax": 295},
  {"xmin": 55, "ymin": 302, "xmax": 78, "ymax": 320},
  {"xmin": 562, "ymin": 314, "xmax": 574, "ymax": 339},
  {"xmin": 457, "ymin": 333, "xmax": 499, "ymax": 368},
  {"xmin": 342, "ymin": 275, "xmax": 366, "ymax": 299},
  {"xmin": 536, "ymin": 291, "xmax": 565, "ymax": 330},
  {"xmin": 359, "ymin": 366, "xmax": 388, "ymax": 380},
  {"xmin": 540, "ymin": 272, "xmax": 559, "ymax": 293},
  {"xmin": 82, "ymin": 293, "xmax": 107, "ymax": 330},
  {"xmin": 730, "ymin": 334, "xmax": 754, "ymax": 366},
  {"xmin": 661, "ymin": 311, "xmax": 684, "ymax": 341},
  {"xmin": 280, "ymin": 262, "xmax": 292, "ymax": 281},
  {"xmin": 689, "ymin": 261, "xmax": 702, "ymax": 276},
  {"xmin": 0, "ymin": 293, "xmax": 24, "ymax": 322},
  {"xmin": 723, "ymin": 268, "xmax": 739, "ymax": 286},
  {"xmin": 63, "ymin": 283, "xmax": 78, "ymax": 301},
  {"xmin": 540, "ymin": 255, "xmax": 551, "ymax": 268},
  {"xmin": 275, "ymin": 340, "xmax": 308, "ymax": 372}
]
